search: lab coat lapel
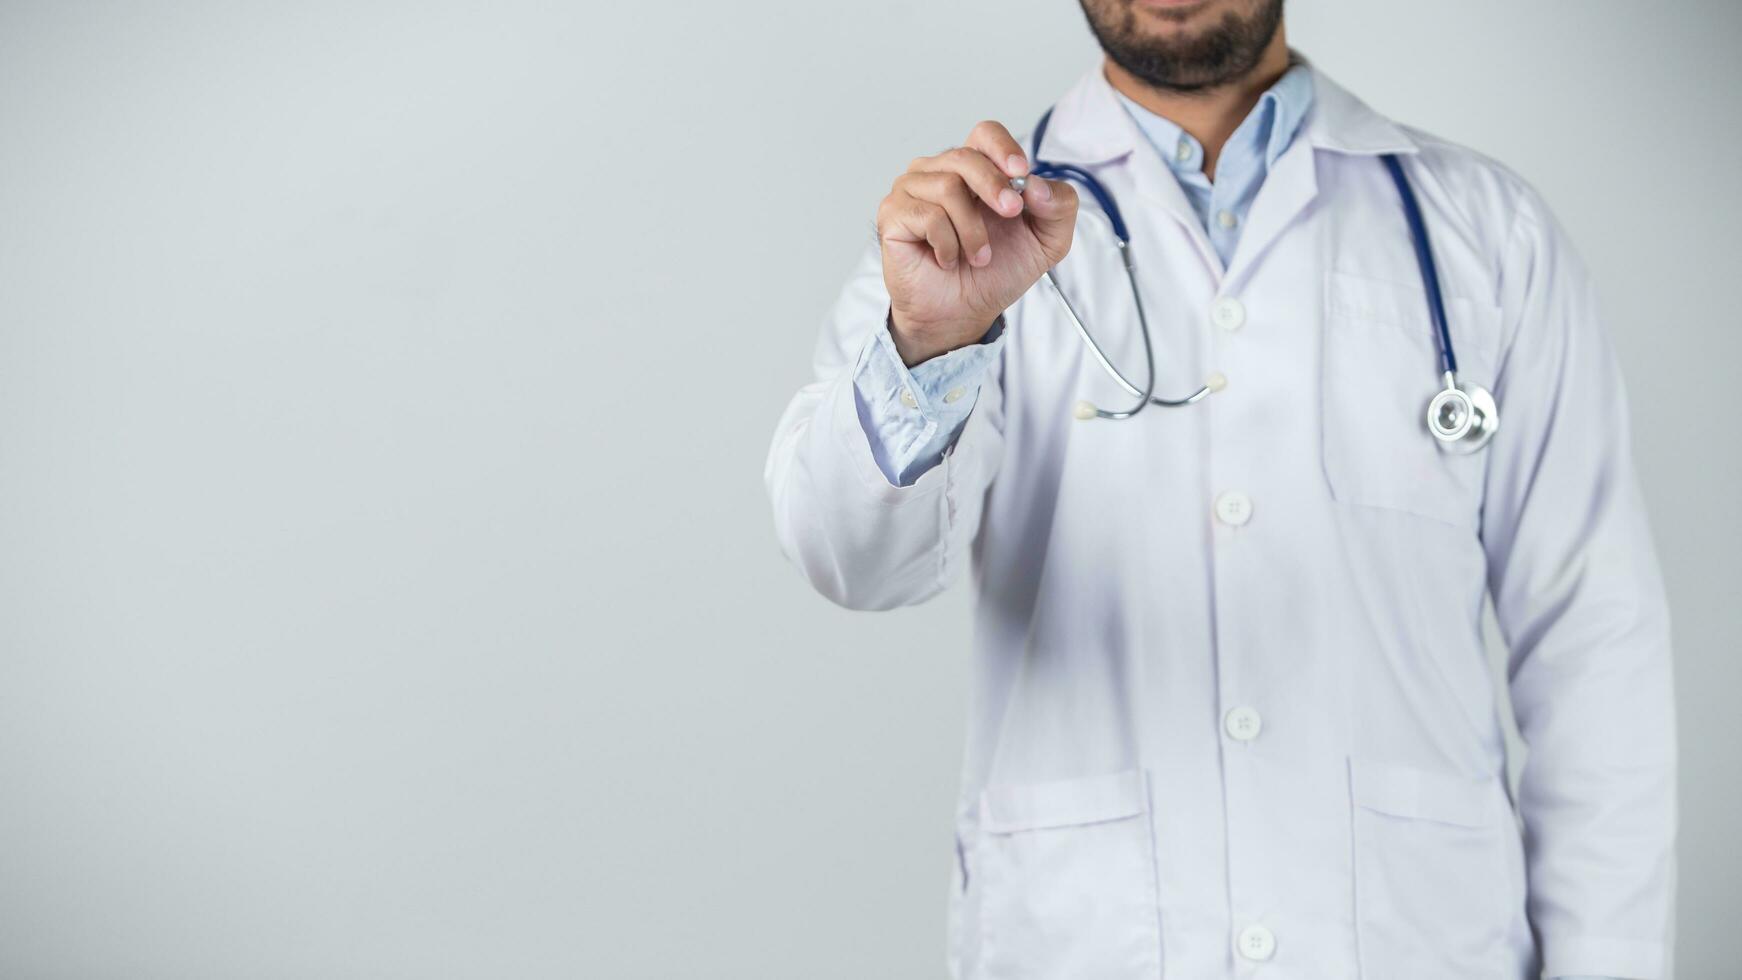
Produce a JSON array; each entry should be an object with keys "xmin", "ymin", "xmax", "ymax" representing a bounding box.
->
[
  {"xmin": 1126, "ymin": 132, "xmax": 1225, "ymax": 281},
  {"xmin": 1220, "ymin": 138, "xmax": 1317, "ymax": 290},
  {"xmin": 1035, "ymin": 66, "xmax": 1222, "ymax": 280},
  {"xmin": 1217, "ymin": 65, "xmax": 1421, "ymax": 293}
]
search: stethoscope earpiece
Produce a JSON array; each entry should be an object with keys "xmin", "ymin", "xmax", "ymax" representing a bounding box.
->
[{"xmin": 1069, "ymin": 373, "xmax": 1223, "ymax": 422}]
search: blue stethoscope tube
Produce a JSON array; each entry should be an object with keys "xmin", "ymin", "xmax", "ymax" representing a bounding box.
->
[{"xmin": 1023, "ymin": 110, "xmax": 1499, "ymax": 451}]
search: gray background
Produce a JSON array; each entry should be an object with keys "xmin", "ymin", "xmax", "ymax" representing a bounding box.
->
[{"xmin": 1, "ymin": 1, "xmax": 1736, "ymax": 977}]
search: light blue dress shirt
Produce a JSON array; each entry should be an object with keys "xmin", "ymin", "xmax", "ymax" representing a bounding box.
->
[{"xmin": 854, "ymin": 65, "xmax": 1314, "ymax": 487}]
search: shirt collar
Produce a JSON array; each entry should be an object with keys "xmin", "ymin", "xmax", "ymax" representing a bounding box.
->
[
  {"xmin": 1033, "ymin": 53, "xmax": 1416, "ymax": 167},
  {"xmin": 1112, "ymin": 61, "xmax": 1314, "ymax": 175},
  {"xmin": 1259, "ymin": 63, "xmax": 1314, "ymax": 165}
]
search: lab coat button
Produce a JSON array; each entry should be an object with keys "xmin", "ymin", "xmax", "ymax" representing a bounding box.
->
[
  {"xmin": 899, "ymin": 388, "xmax": 918, "ymax": 409},
  {"xmin": 943, "ymin": 386, "xmax": 966, "ymax": 404},
  {"xmin": 1237, "ymin": 924, "xmax": 1276, "ymax": 961},
  {"xmin": 1224, "ymin": 706, "xmax": 1262, "ymax": 741},
  {"xmin": 1214, "ymin": 490, "xmax": 1253, "ymax": 527},
  {"xmin": 1212, "ymin": 297, "xmax": 1246, "ymax": 331}
]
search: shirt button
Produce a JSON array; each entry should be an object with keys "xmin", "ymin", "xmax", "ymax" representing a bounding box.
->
[
  {"xmin": 1237, "ymin": 924, "xmax": 1276, "ymax": 961},
  {"xmin": 1211, "ymin": 297, "xmax": 1246, "ymax": 331},
  {"xmin": 1214, "ymin": 490, "xmax": 1253, "ymax": 527},
  {"xmin": 899, "ymin": 388, "xmax": 918, "ymax": 409},
  {"xmin": 1217, "ymin": 209, "xmax": 1238, "ymax": 229},
  {"xmin": 1175, "ymin": 138, "xmax": 1192, "ymax": 162},
  {"xmin": 1224, "ymin": 706, "xmax": 1262, "ymax": 741},
  {"xmin": 943, "ymin": 386, "xmax": 966, "ymax": 404}
]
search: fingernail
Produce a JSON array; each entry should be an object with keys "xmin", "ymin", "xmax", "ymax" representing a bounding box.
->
[
  {"xmin": 972, "ymin": 244, "xmax": 991, "ymax": 267},
  {"xmin": 1006, "ymin": 154, "xmax": 1028, "ymax": 176},
  {"xmin": 1032, "ymin": 178, "xmax": 1051, "ymax": 201},
  {"xmin": 997, "ymin": 189, "xmax": 1022, "ymax": 213}
]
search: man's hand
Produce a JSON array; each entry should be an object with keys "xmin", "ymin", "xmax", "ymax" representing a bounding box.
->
[{"xmin": 876, "ymin": 120, "xmax": 1079, "ymax": 367}]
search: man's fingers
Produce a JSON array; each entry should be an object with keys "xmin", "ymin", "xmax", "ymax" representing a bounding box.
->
[
  {"xmin": 906, "ymin": 147, "xmax": 1023, "ymax": 219},
  {"xmin": 881, "ymin": 121, "xmax": 1065, "ymax": 271},
  {"xmin": 878, "ymin": 194, "xmax": 963, "ymax": 270},
  {"xmin": 1021, "ymin": 175, "xmax": 1073, "ymax": 216},
  {"xmin": 916, "ymin": 201, "xmax": 964, "ymax": 270},
  {"xmin": 966, "ymin": 120, "xmax": 1028, "ymax": 181},
  {"xmin": 1021, "ymin": 176, "xmax": 1079, "ymax": 258},
  {"xmin": 893, "ymin": 172, "xmax": 993, "ymax": 265}
]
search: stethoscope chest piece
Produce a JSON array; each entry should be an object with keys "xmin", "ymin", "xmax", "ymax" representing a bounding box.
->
[{"xmin": 1426, "ymin": 377, "xmax": 1498, "ymax": 453}]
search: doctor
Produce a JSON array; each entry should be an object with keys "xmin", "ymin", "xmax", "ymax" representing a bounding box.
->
[{"xmin": 765, "ymin": 1, "xmax": 1675, "ymax": 977}]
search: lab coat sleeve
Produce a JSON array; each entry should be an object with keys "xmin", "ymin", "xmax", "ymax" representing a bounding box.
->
[
  {"xmin": 855, "ymin": 314, "xmax": 1006, "ymax": 486},
  {"xmin": 765, "ymin": 240, "xmax": 1005, "ymax": 611},
  {"xmin": 1480, "ymin": 188, "xmax": 1676, "ymax": 980}
]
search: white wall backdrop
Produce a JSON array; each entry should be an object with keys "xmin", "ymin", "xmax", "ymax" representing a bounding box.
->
[{"xmin": 1, "ymin": 2, "xmax": 1736, "ymax": 977}]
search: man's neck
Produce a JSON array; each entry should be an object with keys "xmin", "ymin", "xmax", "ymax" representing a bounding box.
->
[{"xmin": 1103, "ymin": 30, "xmax": 1293, "ymax": 180}]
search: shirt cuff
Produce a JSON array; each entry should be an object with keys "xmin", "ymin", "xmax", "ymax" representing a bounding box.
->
[{"xmin": 851, "ymin": 313, "xmax": 1005, "ymax": 487}]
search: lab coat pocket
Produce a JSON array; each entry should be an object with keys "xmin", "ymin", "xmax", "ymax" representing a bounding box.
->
[
  {"xmin": 1348, "ymin": 757, "xmax": 1514, "ymax": 980},
  {"xmin": 971, "ymin": 768, "xmax": 1161, "ymax": 980},
  {"xmin": 1321, "ymin": 270, "xmax": 1500, "ymax": 528}
]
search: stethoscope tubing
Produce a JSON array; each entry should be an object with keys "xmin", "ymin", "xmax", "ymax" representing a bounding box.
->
[
  {"xmin": 1381, "ymin": 154, "xmax": 1458, "ymax": 378},
  {"xmin": 1030, "ymin": 109, "xmax": 1211, "ymax": 418},
  {"xmin": 1023, "ymin": 106, "xmax": 1491, "ymax": 446},
  {"xmin": 1045, "ymin": 260, "xmax": 1211, "ymax": 410}
]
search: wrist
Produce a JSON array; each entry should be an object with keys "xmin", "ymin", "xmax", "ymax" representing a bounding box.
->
[{"xmin": 888, "ymin": 308, "xmax": 999, "ymax": 368}]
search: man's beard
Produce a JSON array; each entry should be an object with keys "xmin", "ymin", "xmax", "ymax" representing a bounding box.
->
[{"xmin": 1079, "ymin": 0, "xmax": 1286, "ymax": 93}]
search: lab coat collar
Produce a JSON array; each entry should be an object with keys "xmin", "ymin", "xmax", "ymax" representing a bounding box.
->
[
  {"xmin": 1299, "ymin": 61, "xmax": 1419, "ymax": 157},
  {"xmin": 1034, "ymin": 56, "xmax": 1418, "ymax": 168}
]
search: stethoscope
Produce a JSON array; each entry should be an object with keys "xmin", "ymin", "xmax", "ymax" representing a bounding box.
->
[{"xmin": 1013, "ymin": 109, "xmax": 1498, "ymax": 453}]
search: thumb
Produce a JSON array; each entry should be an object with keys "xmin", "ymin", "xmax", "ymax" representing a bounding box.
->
[{"xmin": 1021, "ymin": 176, "xmax": 1079, "ymax": 262}]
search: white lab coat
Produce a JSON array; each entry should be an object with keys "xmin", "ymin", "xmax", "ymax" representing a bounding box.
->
[{"xmin": 765, "ymin": 64, "xmax": 1674, "ymax": 980}]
